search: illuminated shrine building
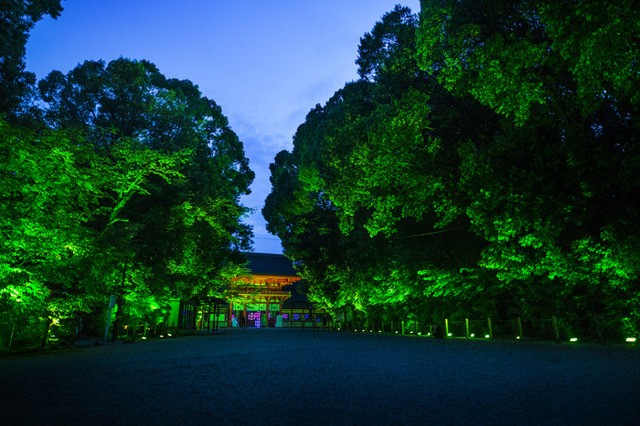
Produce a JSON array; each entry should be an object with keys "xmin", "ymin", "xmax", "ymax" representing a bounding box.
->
[
  {"xmin": 172, "ymin": 253, "xmax": 322, "ymax": 330},
  {"xmin": 227, "ymin": 253, "xmax": 301, "ymax": 327}
]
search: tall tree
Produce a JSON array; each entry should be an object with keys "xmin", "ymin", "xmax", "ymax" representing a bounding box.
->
[
  {"xmin": 265, "ymin": 6, "xmax": 503, "ymax": 321},
  {"xmin": 0, "ymin": 120, "xmax": 102, "ymax": 345},
  {"xmin": 265, "ymin": 2, "xmax": 640, "ymax": 339},
  {"xmin": 35, "ymin": 58, "xmax": 254, "ymax": 337},
  {"xmin": 0, "ymin": 0, "xmax": 63, "ymax": 118},
  {"xmin": 417, "ymin": 0, "xmax": 640, "ymax": 336},
  {"xmin": 39, "ymin": 58, "xmax": 254, "ymax": 259}
]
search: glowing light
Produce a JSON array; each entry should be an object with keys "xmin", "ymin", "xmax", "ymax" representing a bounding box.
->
[
  {"xmin": 427, "ymin": 333, "xmax": 431, "ymax": 336},
  {"xmin": 167, "ymin": 333, "xmax": 172, "ymax": 337},
  {"xmin": 410, "ymin": 331, "xmax": 414, "ymax": 334},
  {"xmin": 447, "ymin": 333, "xmax": 452, "ymax": 336},
  {"xmin": 516, "ymin": 336, "xmax": 521, "ymax": 339},
  {"xmin": 160, "ymin": 335, "xmax": 164, "ymax": 338},
  {"xmin": 395, "ymin": 331, "xmax": 399, "ymax": 334},
  {"xmin": 378, "ymin": 330, "xmax": 382, "ymax": 333},
  {"xmin": 570, "ymin": 337, "xmax": 578, "ymax": 342},
  {"xmin": 141, "ymin": 336, "xmax": 147, "ymax": 340},
  {"xmin": 418, "ymin": 332, "xmax": 422, "ymax": 335},
  {"xmin": 470, "ymin": 333, "xmax": 475, "ymax": 337},
  {"xmin": 484, "ymin": 334, "xmax": 490, "ymax": 338},
  {"xmin": 626, "ymin": 337, "xmax": 636, "ymax": 343}
]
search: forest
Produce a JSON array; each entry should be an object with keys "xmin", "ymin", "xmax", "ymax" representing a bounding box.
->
[
  {"xmin": 1, "ymin": 1, "xmax": 254, "ymax": 348},
  {"xmin": 2, "ymin": 1, "xmax": 639, "ymax": 349},
  {"xmin": 263, "ymin": 0, "xmax": 640, "ymax": 342}
]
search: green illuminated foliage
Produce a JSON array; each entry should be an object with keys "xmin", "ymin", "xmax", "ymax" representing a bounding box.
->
[
  {"xmin": 1, "ymin": 2, "xmax": 253, "ymax": 347},
  {"xmin": 1, "ymin": 57, "xmax": 253, "ymax": 346},
  {"xmin": 265, "ymin": 5, "xmax": 495, "ymax": 319},
  {"xmin": 0, "ymin": 120, "xmax": 102, "ymax": 347},
  {"xmin": 0, "ymin": 283, "xmax": 47, "ymax": 348},
  {"xmin": 39, "ymin": 58, "xmax": 254, "ymax": 297},
  {"xmin": 264, "ymin": 2, "xmax": 640, "ymax": 339},
  {"xmin": 417, "ymin": 0, "xmax": 640, "ymax": 122},
  {"xmin": 416, "ymin": 0, "xmax": 640, "ymax": 336}
]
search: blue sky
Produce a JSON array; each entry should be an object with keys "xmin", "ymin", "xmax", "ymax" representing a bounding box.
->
[{"xmin": 26, "ymin": 0, "xmax": 421, "ymax": 254}]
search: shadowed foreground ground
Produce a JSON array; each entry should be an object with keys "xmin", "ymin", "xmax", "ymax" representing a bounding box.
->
[{"xmin": 1, "ymin": 328, "xmax": 639, "ymax": 425}]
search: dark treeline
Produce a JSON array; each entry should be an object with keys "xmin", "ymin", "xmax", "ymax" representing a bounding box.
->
[
  {"xmin": 1, "ymin": 1, "xmax": 254, "ymax": 348},
  {"xmin": 264, "ymin": 1, "xmax": 640, "ymax": 341}
]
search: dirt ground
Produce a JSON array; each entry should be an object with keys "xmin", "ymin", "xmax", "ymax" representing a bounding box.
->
[{"xmin": 1, "ymin": 328, "xmax": 639, "ymax": 425}]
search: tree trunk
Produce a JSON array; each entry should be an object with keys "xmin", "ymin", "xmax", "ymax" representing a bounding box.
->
[
  {"xmin": 8, "ymin": 322, "xmax": 15, "ymax": 350},
  {"xmin": 41, "ymin": 317, "xmax": 51, "ymax": 347},
  {"xmin": 112, "ymin": 257, "xmax": 129, "ymax": 342}
]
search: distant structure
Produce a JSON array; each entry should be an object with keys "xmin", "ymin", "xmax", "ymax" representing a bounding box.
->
[
  {"xmin": 169, "ymin": 253, "xmax": 325, "ymax": 331},
  {"xmin": 226, "ymin": 253, "xmax": 300, "ymax": 327}
]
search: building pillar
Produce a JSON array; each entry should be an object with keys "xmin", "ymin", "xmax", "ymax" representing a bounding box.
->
[{"xmin": 266, "ymin": 299, "xmax": 270, "ymax": 327}]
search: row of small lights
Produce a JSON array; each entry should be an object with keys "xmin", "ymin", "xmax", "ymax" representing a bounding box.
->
[
  {"xmin": 136, "ymin": 328, "xmax": 637, "ymax": 344},
  {"xmin": 140, "ymin": 333, "xmax": 172, "ymax": 340},
  {"xmin": 337, "ymin": 328, "xmax": 638, "ymax": 344}
]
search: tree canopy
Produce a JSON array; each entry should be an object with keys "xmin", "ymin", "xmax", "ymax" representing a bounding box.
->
[
  {"xmin": 264, "ymin": 2, "xmax": 640, "ymax": 340},
  {"xmin": 3, "ymin": 0, "xmax": 640, "ymax": 347},
  {"xmin": 0, "ymin": 0, "xmax": 63, "ymax": 119},
  {"xmin": 1, "ymin": 3, "xmax": 255, "ymax": 348}
]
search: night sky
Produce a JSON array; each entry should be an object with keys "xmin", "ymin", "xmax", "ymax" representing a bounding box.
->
[{"xmin": 25, "ymin": 0, "xmax": 421, "ymax": 253}]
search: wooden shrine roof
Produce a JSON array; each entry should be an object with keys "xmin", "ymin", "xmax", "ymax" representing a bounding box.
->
[{"xmin": 243, "ymin": 252, "xmax": 298, "ymax": 277}]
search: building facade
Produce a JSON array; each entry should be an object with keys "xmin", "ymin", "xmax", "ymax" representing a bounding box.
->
[
  {"xmin": 227, "ymin": 252, "xmax": 299, "ymax": 327},
  {"xmin": 170, "ymin": 253, "xmax": 326, "ymax": 331}
]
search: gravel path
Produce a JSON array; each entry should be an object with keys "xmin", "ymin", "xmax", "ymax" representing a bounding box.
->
[{"xmin": 1, "ymin": 328, "xmax": 639, "ymax": 425}]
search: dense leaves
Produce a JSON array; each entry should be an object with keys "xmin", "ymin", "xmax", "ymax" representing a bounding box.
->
[
  {"xmin": 264, "ymin": 2, "xmax": 640, "ymax": 340},
  {"xmin": 0, "ymin": 122, "xmax": 98, "ymax": 346},
  {"xmin": 0, "ymin": 0, "xmax": 63, "ymax": 119},
  {"xmin": 38, "ymin": 58, "xmax": 254, "ymax": 294},
  {"xmin": 1, "ymin": 4, "xmax": 254, "ymax": 348}
]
